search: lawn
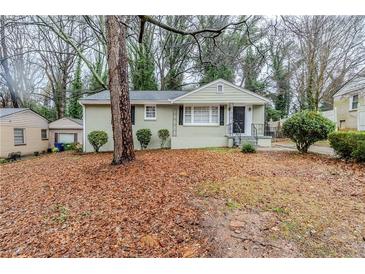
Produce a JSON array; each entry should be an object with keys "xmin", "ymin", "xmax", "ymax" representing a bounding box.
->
[{"xmin": 0, "ymin": 149, "xmax": 364, "ymax": 257}]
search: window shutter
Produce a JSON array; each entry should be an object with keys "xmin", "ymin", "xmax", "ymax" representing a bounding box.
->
[
  {"xmin": 219, "ymin": 105, "xmax": 225, "ymax": 126},
  {"xmin": 74, "ymin": 133, "xmax": 77, "ymax": 143},
  {"xmin": 55, "ymin": 133, "xmax": 58, "ymax": 143},
  {"xmin": 179, "ymin": 105, "xmax": 184, "ymax": 125},
  {"xmin": 131, "ymin": 105, "xmax": 135, "ymax": 125}
]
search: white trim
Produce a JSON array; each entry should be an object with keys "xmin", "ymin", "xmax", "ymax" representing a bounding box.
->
[
  {"xmin": 14, "ymin": 128, "xmax": 26, "ymax": 145},
  {"xmin": 82, "ymin": 104, "xmax": 86, "ymax": 152},
  {"xmin": 170, "ymin": 78, "xmax": 271, "ymax": 103},
  {"xmin": 217, "ymin": 84, "xmax": 224, "ymax": 94},
  {"xmin": 183, "ymin": 105, "xmax": 220, "ymax": 126},
  {"xmin": 144, "ymin": 104, "xmax": 157, "ymax": 120},
  {"xmin": 349, "ymin": 94, "xmax": 359, "ymax": 111}
]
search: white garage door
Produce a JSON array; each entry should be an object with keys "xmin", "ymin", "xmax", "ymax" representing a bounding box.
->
[{"xmin": 58, "ymin": 133, "xmax": 75, "ymax": 143}]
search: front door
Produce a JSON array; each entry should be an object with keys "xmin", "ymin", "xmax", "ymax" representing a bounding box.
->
[{"xmin": 233, "ymin": 106, "xmax": 245, "ymax": 133}]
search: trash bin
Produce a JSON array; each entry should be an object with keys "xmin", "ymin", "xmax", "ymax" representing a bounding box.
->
[{"xmin": 54, "ymin": 142, "xmax": 64, "ymax": 152}]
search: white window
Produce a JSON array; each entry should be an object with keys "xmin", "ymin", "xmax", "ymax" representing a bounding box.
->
[
  {"xmin": 144, "ymin": 105, "xmax": 156, "ymax": 120},
  {"xmin": 211, "ymin": 106, "xmax": 219, "ymax": 123},
  {"xmin": 184, "ymin": 106, "xmax": 192, "ymax": 123},
  {"xmin": 14, "ymin": 128, "xmax": 25, "ymax": 145},
  {"xmin": 41, "ymin": 129, "xmax": 48, "ymax": 140},
  {"xmin": 217, "ymin": 84, "xmax": 224, "ymax": 93},
  {"xmin": 350, "ymin": 94, "xmax": 359, "ymax": 110},
  {"xmin": 184, "ymin": 106, "xmax": 219, "ymax": 125}
]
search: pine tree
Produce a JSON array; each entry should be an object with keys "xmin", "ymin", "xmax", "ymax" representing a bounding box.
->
[
  {"xmin": 130, "ymin": 44, "xmax": 158, "ymax": 90},
  {"xmin": 89, "ymin": 56, "xmax": 106, "ymax": 91},
  {"xmin": 200, "ymin": 64, "xmax": 234, "ymax": 85},
  {"xmin": 68, "ymin": 58, "xmax": 83, "ymax": 119}
]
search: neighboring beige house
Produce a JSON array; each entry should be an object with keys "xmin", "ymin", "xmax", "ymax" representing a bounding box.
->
[
  {"xmin": 0, "ymin": 108, "xmax": 49, "ymax": 158},
  {"xmin": 79, "ymin": 79, "xmax": 272, "ymax": 152},
  {"xmin": 333, "ymin": 76, "xmax": 365, "ymax": 131},
  {"xmin": 49, "ymin": 117, "xmax": 83, "ymax": 146}
]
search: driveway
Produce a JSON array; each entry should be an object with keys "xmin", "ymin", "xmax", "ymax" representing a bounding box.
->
[{"xmin": 264, "ymin": 140, "xmax": 335, "ymax": 156}]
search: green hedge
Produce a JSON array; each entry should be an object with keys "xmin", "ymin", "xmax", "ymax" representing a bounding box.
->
[{"xmin": 328, "ymin": 131, "xmax": 365, "ymax": 162}]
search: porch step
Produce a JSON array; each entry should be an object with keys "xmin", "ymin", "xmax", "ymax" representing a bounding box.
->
[{"xmin": 227, "ymin": 136, "xmax": 257, "ymax": 147}]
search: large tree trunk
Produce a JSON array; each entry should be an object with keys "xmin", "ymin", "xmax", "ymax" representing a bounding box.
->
[
  {"xmin": 0, "ymin": 16, "xmax": 20, "ymax": 108},
  {"xmin": 106, "ymin": 15, "xmax": 135, "ymax": 165}
]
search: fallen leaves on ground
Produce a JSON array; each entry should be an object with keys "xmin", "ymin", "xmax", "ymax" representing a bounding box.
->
[{"xmin": 0, "ymin": 149, "xmax": 364, "ymax": 257}]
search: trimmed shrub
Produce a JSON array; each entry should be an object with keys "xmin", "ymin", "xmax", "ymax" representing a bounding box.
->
[
  {"xmin": 88, "ymin": 130, "xmax": 108, "ymax": 152},
  {"xmin": 329, "ymin": 131, "xmax": 365, "ymax": 162},
  {"xmin": 282, "ymin": 111, "xmax": 335, "ymax": 153},
  {"xmin": 158, "ymin": 129, "xmax": 170, "ymax": 148},
  {"xmin": 136, "ymin": 128, "xmax": 152, "ymax": 149},
  {"xmin": 241, "ymin": 142, "xmax": 256, "ymax": 153},
  {"xmin": 352, "ymin": 141, "xmax": 365, "ymax": 162}
]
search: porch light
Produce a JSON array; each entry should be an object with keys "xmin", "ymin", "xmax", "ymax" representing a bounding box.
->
[{"xmin": 248, "ymin": 107, "xmax": 251, "ymax": 111}]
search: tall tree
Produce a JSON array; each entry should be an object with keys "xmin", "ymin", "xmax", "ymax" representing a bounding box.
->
[
  {"xmin": 282, "ymin": 16, "xmax": 365, "ymax": 111},
  {"xmin": 129, "ymin": 43, "xmax": 158, "ymax": 90},
  {"xmin": 68, "ymin": 57, "xmax": 83, "ymax": 119},
  {"xmin": 106, "ymin": 15, "xmax": 135, "ymax": 164}
]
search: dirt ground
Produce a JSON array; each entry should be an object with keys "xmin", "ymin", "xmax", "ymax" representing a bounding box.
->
[{"xmin": 0, "ymin": 149, "xmax": 364, "ymax": 257}]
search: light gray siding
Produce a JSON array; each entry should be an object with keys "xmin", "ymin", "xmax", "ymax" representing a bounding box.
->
[
  {"xmin": 84, "ymin": 104, "xmax": 174, "ymax": 152},
  {"xmin": 174, "ymin": 81, "xmax": 267, "ymax": 104}
]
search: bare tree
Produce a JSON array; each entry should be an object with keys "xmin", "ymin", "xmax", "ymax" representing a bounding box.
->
[{"xmin": 282, "ymin": 16, "xmax": 365, "ymax": 110}]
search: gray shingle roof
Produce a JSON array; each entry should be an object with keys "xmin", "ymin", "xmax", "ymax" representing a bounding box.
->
[
  {"xmin": 0, "ymin": 108, "xmax": 28, "ymax": 118},
  {"xmin": 82, "ymin": 90, "xmax": 188, "ymax": 101},
  {"xmin": 334, "ymin": 76, "xmax": 365, "ymax": 97}
]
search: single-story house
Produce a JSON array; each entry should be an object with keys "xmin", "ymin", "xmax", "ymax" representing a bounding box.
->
[
  {"xmin": 48, "ymin": 117, "xmax": 83, "ymax": 146},
  {"xmin": 0, "ymin": 108, "xmax": 49, "ymax": 158},
  {"xmin": 79, "ymin": 79, "xmax": 272, "ymax": 152},
  {"xmin": 333, "ymin": 76, "xmax": 365, "ymax": 131}
]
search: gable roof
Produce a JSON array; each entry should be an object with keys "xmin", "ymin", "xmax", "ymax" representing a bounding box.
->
[
  {"xmin": 49, "ymin": 117, "xmax": 83, "ymax": 129},
  {"xmin": 170, "ymin": 79, "xmax": 271, "ymax": 103},
  {"xmin": 334, "ymin": 76, "xmax": 365, "ymax": 97},
  {"xmin": 79, "ymin": 79, "xmax": 271, "ymax": 105},
  {"xmin": 0, "ymin": 108, "xmax": 28, "ymax": 118},
  {"xmin": 0, "ymin": 108, "xmax": 49, "ymax": 122},
  {"xmin": 80, "ymin": 90, "xmax": 188, "ymax": 104}
]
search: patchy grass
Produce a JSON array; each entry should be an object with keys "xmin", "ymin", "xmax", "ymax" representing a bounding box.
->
[
  {"xmin": 197, "ymin": 175, "xmax": 365, "ymax": 257},
  {"xmin": 1, "ymin": 149, "xmax": 364, "ymax": 257}
]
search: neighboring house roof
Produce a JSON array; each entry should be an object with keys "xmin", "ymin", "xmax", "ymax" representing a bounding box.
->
[
  {"xmin": 0, "ymin": 108, "xmax": 28, "ymax": 118},
  {"xmin": 0, "ymin": 108, "xmax": 49, "ymax": 122},
  {"xmin": 49, "ymin": 117, "xmax": 83, "ymax": 130},
  {"xmin": 334, "ymin": 76, "xmax": 365, "ymax": 98},
  {"xmin": 79, "ymin": 79, "xmax": 270, "ymax": 105}
]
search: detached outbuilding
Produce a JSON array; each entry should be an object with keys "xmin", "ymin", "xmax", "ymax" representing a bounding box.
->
[
  {"xmin": 48, "ymin": 117, "xmax": 83, "ymax": 146},
  {"xmin": 0, "ymin": 108, "xmax": 49, "ymax": 158}
]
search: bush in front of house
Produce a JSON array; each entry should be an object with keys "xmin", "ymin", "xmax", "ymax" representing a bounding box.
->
[
  {"xmin": 282, "ymin": 111, "xmax": 335, "ymax": 153},
  {"xmin": 158, "ymin": 129, "xmax": 170, "ymax": 148},
  {"xmin": 88, "ymin": 130, "xmax": 108, "ymax": 152},
  {"xmin": 136, "ymin": 128, "xmax": 152, "ymax": 149},
  {"xmin": 63, "ymin": 142, "xmax": 83, "ymax": 153},
  {"xmin": 52, "ymin": 147, "xmax": 59, "ymax": 153},
  {"xmin": 328, "ymin": 131, "xmax": 365, "ymax": 162},
  {"xmin": 241, "ymin": 142, "xmax": 256, "ymax": 153}
]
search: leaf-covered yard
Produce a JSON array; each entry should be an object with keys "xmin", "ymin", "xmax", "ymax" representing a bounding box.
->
[{"xmin": 0, "ymin": 149, "xmax": 364, "ymax": 257}]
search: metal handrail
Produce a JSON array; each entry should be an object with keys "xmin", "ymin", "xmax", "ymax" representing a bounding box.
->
[
  {"xmin": 226, "ymin": 122, "xmax": 243, "ymax": 146},
  {"xmin": 251, "ymin": 123, "xmax": 258, "ymax": 145}
]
